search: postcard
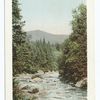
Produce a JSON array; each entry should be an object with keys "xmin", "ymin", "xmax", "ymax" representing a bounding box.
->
[{"xmin": 5, "ymin": 0, "xmax": 95, "ymax": 100}]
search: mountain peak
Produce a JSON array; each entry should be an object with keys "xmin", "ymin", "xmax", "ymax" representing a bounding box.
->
[
  {"xmin": 27, "ymin": 30, "xmax": 68, "ymax": 44},
  {"xmin": 33, "ymin": 29, "xmax": 42, "ymax": 32}
]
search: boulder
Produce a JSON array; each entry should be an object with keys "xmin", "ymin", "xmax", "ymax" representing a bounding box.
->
[
  {"xmin": 31, "ymin": 74, "xmax": 43, "ymax": 79},
  {"xmin": 28, "ymin": 88, "xmax": 39, "ymax": 94},
  {"xmin": 32, "ymin": 77, "xmax": 42, "ymax": 82},
  {"xmin": 31, "ymin": 75, "xmax": 39, "ymax": 79},
  {"xmin": 21, "ymin": 85, "xmax": 30, "ymax": 90},
  {"xmin": 75, "ymin": 78, "xmax": 87, "ymax": 88},
  {"xmin": 37, "ymin": 70, "xmax": 44, "ymax": 74}
]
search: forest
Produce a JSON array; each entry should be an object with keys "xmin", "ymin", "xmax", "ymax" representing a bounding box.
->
[{"xmin": 13, "ymin": 0, "xmax": 87, "ymax": 99}]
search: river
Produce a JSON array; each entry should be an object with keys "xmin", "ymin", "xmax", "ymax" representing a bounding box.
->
[{"xmin": 15, "ymin": 71, "xmax": 87, "ymax": 100}]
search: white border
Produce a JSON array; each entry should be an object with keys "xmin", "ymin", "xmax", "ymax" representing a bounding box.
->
[
  {"xmin": 5, "ymin": 0, "xmax": 95, "ymax": 100},
  {"xmin": 95, "ymin": 0, "xmax": 100, "ymax": 100},
  {"xmin": 87, "ymin": 0, "xmax": 95, "ymax": 100},
  {"xmin": 0, "ymin": 0, "xmax": 4, "ymax": 99},
  {"xmin": 5, "ymin": 0, "xmax": 12, "ymax": 100}
]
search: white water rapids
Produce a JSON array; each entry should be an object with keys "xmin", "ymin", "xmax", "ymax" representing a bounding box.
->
[{"xmin": 14, "ymin": 71, "xmax": 87, "ymax": 100}]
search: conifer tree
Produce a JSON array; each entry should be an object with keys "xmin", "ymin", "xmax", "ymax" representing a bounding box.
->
[
  {"xmin": 12, "ymin": 0, "xmax": 26, "ymax": 47},
  {"xmin": 59, "ymin": 4, "xmax": 87, "ymax": 83},
  {"xmin": 13, "ymin": 0, "xmax": 26, "ymax": 75}
]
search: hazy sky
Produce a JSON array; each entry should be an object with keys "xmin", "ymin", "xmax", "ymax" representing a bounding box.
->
[{"xmin": 20, "ymin": 0, "xmax": 85, "ymax": 35}]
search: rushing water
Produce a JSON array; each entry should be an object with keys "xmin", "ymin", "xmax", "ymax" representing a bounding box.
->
[
  {"xmin": 16, "ymin": 71, "xmax": 87, "ymax": 100},
  {"xmin": 37, "ymin": 72, "xmax": 87, "ymax": 100}
]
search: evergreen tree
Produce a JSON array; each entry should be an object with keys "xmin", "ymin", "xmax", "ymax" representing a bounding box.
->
[
  {"xmin": 12, "ymin": 0, "xmax": 26, "ymax": 47},
  {"xmin": 12, "ymin": 0, "xmax": 32, "ymax": 75},
  {"xmin": 59, "ymin": 4, "xmax": 87, "ymax": 83},
  {"xmin": 31, "ymin": 39, "xmax": 56, "ymax": 72}
]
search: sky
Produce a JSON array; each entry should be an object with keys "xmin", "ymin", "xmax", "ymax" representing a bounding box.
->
[{"xmin": 20, "ymin": 0, "xmax": 85, "ymax": 35}]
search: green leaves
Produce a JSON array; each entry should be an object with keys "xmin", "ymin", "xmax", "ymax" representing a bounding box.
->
[
  {"xmin": 13, "ymin": 0, "xmax": 29, "ymax": 75},
  {"xmin": 71, "ymin": 4, "xmax": 86, "ymax": 37},
  {"xmin": 31, "ymin": 39, "xmax": 56, "ymax": 72},
  {"xmin": 59, "ymin": 4, "xmax": 87, "ymax": 83},
  {"xmin": 12, "ymin": 0, "xmax": 26, "ymax": 47}
]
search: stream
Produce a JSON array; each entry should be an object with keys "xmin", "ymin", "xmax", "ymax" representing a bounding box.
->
[{"xmin": 14, "ymin": 71, "xmax": 87, "ymax": 100}]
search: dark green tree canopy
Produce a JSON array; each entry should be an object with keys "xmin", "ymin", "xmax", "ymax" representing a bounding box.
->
[
  {"xmin": 59, "ymin": 4, "xmax": 87, "ymax": 83},
  {"xmin": 12, "ymin": 0, "xmax": 26, "ymax": 46}
]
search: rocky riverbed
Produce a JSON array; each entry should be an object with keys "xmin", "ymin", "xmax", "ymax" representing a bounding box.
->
[{"xmin": 13, "ymin": 71, "xmax": 87, "ymax": 100}]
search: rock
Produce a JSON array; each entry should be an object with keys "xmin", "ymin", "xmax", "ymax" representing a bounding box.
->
[
  {"xmin": 28, "ymin": 88, "xmax": 39, "ymax": 94},
  {"xmin": 31, "ymin": 74, "xmax": 43, "ymax": 79},
  {"xmin": 54, "ymin": 80, "xmax": 56, "ymax": 82},
  {"xmin": 32, "ymin": 77, "xmax": 42, "ymax": 82},
  {"xmin": 21, "ymin": 85, "xmax": 30, "ymax": 90},
  {"xmin": 31, "ymin": 75, "xmax": 39, "ymax": 79},
  {"xmin": 75, "ymin": 78, "xmax": 87, "ymax": 88},
  {"xmin": 37, "ymin": 70, "xmax": 44, "ymax": 74},
  {"xmin": 69, "ymin": 83, "xmax": 75, "ymax": 87}
]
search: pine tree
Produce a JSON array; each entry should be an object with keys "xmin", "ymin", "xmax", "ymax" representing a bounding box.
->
[
  {"xmin": 31, "ymin": 39, "xmax": 56, "ymax": 72},
  {"xmin": 12, "ymin": 0, "xmax": 26, "ymax": 75},
  {"xmin": 59, "ymin": 4, "xmax": 87, "ymax": 83},
  {"xmin": 12, "ymin": 0, "xmax": 25, "ymax": 58}
]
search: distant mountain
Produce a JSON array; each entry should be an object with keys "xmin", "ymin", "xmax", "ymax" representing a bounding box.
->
[{"xmin": 27, "ymin": 30, "xmax": 68, "ymax": 44}]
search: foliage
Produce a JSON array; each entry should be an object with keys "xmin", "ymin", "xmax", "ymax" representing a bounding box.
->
[
  {"xmin": 12, "ymin": 0, "xmax": 27, "ymax": 75},
  {"xmin": 31, "ymin": 39, "xmax": 57, "ymax": 72},
  {"xmin": 13, "ymin": 80, "xmax": 24, "ymax": 100},
  {"xmin": 13, "ymin": 80, "xmax": 37, "ymax": 100},
  {"xmin": 13, "ymin": 42, "xmax": 37, "ymax": 75},
  {"xmin": 59, "ymin": 4, "xmax": 87, "ymax": 83},
  {"xmin": 12, "ymin": 0, "xmax": 26, "ymax": 51}
]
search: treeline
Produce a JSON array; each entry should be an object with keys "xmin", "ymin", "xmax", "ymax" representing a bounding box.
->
[
  {"xmin": 13, "ymin": 36, "xmax": 58, "ymax": 75},
  {"xmin": 59, "ymin": 4, "xmax": 87, "ymax": 83},
  {"xmin": 29, "ymin": 39, "xmax": 58, "ymax": 72},
  {"xmin": 13, "ymin": 34, "xmax": 58, "ymax": 75}
]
